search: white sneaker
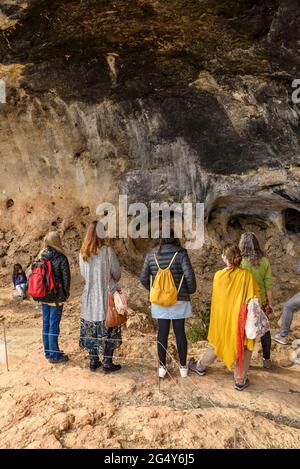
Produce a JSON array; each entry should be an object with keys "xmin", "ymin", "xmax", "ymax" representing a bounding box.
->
[
  {"xmin": 272, "ymin": 333, "xmax": 288, "ymax": 345},
  {"xmin": 158, "ymin": 367, "xmax": 167, "ymax": 379},
  {"xmin": 180, "ymin": 367, "xmax": 188, "ymax": 378}
]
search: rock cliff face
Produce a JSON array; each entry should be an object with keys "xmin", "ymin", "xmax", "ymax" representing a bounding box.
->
[
  {"xmin": 1, "ymin": 3, "xmax": 300, "ymax": 450},
  {"xmin": 0, "ymin": 0, "xmax": 300, "ymax": 271}
]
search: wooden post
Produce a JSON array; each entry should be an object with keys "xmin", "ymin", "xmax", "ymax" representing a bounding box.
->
[
  {"xmin": 158, "ymin": 360, "xmax": 161, "ymax": 392},
  {"xmin": 3, "ymin": 323, "xmax": 9, "ymax": 372},
  {"xmin": 233, "ymin": 428, "xmax": 238, "ymax": 449}
]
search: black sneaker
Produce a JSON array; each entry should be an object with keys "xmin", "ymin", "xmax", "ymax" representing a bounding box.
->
[
  {"xmin": 188, "ymin": 358, "xmax": 206, "ymax": 376},
  {"xmin": 103, "ymin": 363, "xmax": 122, "ymax": 373},
  {"xmin": 263, "ymin": 358, "xmax": 272, "ymax": 369},
  {"xmin": 90, "ymin": 361, "xmax": 102, "ymax": 372},
  {"xmin": 234, "ymin": 378, "xmax": 249, "ymax": 391},
  {"xmin": 49, "ymin": 354, "xmax": 69, "ymax": 364}
]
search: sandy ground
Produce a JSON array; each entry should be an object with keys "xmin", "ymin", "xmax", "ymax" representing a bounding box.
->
[{"xmin": 0, "ymin": 273, "xmax": 300, "ymax": 450}]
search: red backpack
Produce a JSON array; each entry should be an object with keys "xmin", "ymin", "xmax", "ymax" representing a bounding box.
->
[{"xmin": 28, "ymin": 259, "xmax": 57, "ymax": 302}]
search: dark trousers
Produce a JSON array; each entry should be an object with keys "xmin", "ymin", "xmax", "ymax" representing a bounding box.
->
[
  {"xmin": 157, "ymin": 318, "xmax": 187, "ymax": 367},
  {"xmin": 261, "ymin": 330, "xmax": 271, "ymax": 360},
  {"xmin": 89, "ymin": 344, "xmax": 114, "ymax": 367},
  {"xmin": 42, "ymin": 304, "xmax": 63, "ymax": 360}
]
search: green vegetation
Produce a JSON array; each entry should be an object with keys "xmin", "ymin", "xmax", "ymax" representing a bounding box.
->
[{"xmin": 186, "ymin": 307, "xmax": 211, "ymax": 343}]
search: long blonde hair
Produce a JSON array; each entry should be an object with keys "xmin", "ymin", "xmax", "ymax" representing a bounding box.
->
[
  {"xmin": 43, "ymin": 231, "xmax": 66, "ymax": 256},
  {"xmin": 80, "ymin": 221, "xmax": 104, "ymax": 262}
]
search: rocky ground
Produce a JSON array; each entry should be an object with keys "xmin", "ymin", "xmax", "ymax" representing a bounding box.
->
[
  {"xmin": 0, "ymin": 190, "xmax": 300, "ymax": 450},
  {"xmin": 0, "ymin": 0, "xmax": 300, "ymax": 450},
  {"xmin": 0, "ymin": 261, "xmax": 300, "ymax": 449}
]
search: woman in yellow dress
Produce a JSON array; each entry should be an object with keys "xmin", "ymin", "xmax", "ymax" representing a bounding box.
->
[{"xmin": 189, "ymin": 244, "xmax": 260, "ymax": 390}]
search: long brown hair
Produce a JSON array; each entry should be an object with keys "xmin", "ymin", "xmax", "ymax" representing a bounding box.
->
[
  {"xmin": 153, "ymin": 227, "xmax": 181, "ymax": 253},
  {"xmin": 239, "ymin": 232, "xmax": 263, "ymax": 266},
  {"xmin": 80, "ymin": 221, "xmax": 104, "ymax": 262},
  {"xmin": 13, "ymin": 263, "xmax": 25, "ymax": 278},
  {"xmin": 222, "ymin": 244, "xmax": 242, "ymax": 268}
]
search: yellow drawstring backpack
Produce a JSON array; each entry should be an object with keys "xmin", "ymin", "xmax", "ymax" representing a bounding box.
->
[{"xmin": 150, "ymin": 251, "xmax": 184, "ymax": 306}]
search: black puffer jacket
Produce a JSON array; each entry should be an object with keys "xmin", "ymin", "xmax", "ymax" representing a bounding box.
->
[
  {"xmin": 41, "ymin": 247, "xmax": 71, "ymax": 302},
  {"xmin": 140, "ymin": 244, "xmax": 196, "ymax": 301}
]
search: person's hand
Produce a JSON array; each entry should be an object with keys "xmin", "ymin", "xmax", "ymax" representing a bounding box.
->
[{"xmin": 265, "ymin": 304, "xmax": 273, "ymax": 316}]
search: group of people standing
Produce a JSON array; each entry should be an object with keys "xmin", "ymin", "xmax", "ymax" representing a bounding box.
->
[
  {"xmin": 140, "ymin": 231, "xmax": 273, "ymax": 389},
  {"xmin": 14, "ymin": 222, "xmax": 299, "ymax": 389}
]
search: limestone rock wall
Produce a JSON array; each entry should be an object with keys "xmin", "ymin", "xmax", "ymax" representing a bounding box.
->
[{"xmin": 0, "ymin": 0, "xmax": 299, "ymax": 278}]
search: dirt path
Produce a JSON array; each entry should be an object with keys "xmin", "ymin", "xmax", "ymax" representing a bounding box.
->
[{"xmin": 0, "ymin": 286, "xmax": 300, "ymax": 449}]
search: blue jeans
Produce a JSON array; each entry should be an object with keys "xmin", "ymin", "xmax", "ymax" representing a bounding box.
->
[
  {"xmin": 280, "ymin": 292, "xmax": 300, "ymax": 337},
  {"xmin": 42, "ymin": 304, "xmax": 63, "ymax": 360}
]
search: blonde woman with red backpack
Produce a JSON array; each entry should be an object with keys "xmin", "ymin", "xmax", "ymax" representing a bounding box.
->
[{"xmin": 29, "ymin": 231, "xmax": 71, "ymax": 364}]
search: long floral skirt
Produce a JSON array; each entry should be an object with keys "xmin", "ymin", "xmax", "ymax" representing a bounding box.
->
[{"xmin": 79, "ymin": 318, "xmax": 122, "ymax": 359}]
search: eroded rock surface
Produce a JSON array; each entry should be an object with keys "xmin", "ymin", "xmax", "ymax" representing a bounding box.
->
[
  {"xmin": 0, "ymin": 1, "xmax": 300, "ymax": 449},
  {"xmin": 0, "ymin": 1, "xmax": 299, "ymax": 236}
]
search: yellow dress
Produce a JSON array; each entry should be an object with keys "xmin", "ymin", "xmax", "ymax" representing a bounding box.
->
[{"xmin": 207, "ymin": 267, "xmax": 261, "ymax": 370}]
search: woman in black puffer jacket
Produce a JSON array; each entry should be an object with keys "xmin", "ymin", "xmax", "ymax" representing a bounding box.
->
[
  {"xmin": 140, "ymin": 229, "xmax": 196, "ymax": 379},
  {"xmin": 39, "ymin": 231, "xmax": 71, "ymax": 364}
]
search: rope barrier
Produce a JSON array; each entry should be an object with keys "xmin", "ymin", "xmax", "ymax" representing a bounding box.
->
[
  {"xmin": 47, "ymin": 335, "xmax": 244, "ymax": 448},
  {"xmin": 157, "ymin": 339, "xmax": 253, "ymax": 449},
  {"xmin": 155, "ymin": 352, "xmax": 224, "ymax": 448},
  {"xmin": 3, "ymin": 326, "xmax": 262, "ymax": 448},
  {"xmin": 0, "ymin": 322, "xmax": 9, "ymax": 372}
]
